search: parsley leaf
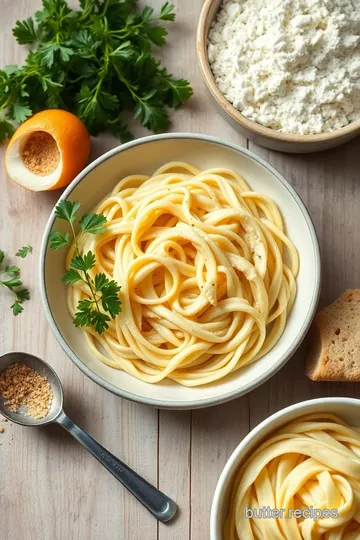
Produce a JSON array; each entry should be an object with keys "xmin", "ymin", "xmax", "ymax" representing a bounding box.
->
[
  {"xmin": 62, "ymin": 268, "xmax": 82, "ymax": 285},
  {"xmin": 55, "ymin": 200, "xmax": 80, "ymax": 223},
  {"xmin": 5, "ymin": 265, "xmax": 20, "ymax": 276},
  {"xmin": 94, "ymin": 273, "xmax": 122, "ymax": 318},
  {"xmin": 111, "ymin": 41, "xmax": 134, "ymax": 60},
  {"xmin": 159, "ymin": 2, "xmax": 176, "ymax": 21},
  {"xmin": 15, "ymin": 288, "xmax": 30, "ymax": 301},
  {"xmin": 16, "ymin": 245, "xmax": 33, "ymax": 258},
  {"xmin": 2, "ymin": 276, "xmax": 23, "ymax": 289},
  {"xmin": 49, "ymin": 231, "xmax": 70, "ymax": 250},
  {"xmin": 11, "ymin": 301, "xmax": 24, "ymax": 316},
  {"xmin": 158, "ymin": 69, "xmax": 194, "ymax": 108},
  {"xmin": 0, "ymin": 118, "xmax": 15, "ymax": 141},
  {"xmin": 134, "ymin": 93, "xmax": 170, "ymax": 132},
  {"xmin": 70, "ymin": 251, "xmax": 96, "ymax": 272},
  {"xmin": 144, "ymin": 25, "xmax": 168, "ymax": 47},
  {"xmin": 101, "ymin": 283, "xmax": 122, "ymax": 318},
  {"xmin": 0, "ymin": 248, "xmax": 30, "ymax": 315},
  {"xmin": 73, "ymin": 299, "xmax": 93, "ymax": 327},
  {"xmin": 79, "ymin": 213, "xmax": 107, "ymax": 235},
  {"xmin": 10, "ymin": 103, "xmax": 33, "ymax": 123},
  {"xmin": 13, "ymin": 18, "xmax": 39, "ymax": 44},
  {"xmin": 91, "ymin": 311, "xmax": 111, "ymax": 334}
]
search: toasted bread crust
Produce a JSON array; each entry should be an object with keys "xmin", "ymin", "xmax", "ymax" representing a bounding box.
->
[{"xmin": 306, "ymin": 289, "xmax": 360, "ymax": 381}]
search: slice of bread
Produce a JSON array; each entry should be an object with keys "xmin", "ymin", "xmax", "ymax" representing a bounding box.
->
[{"xmin": 306, "ymin": 289, "xmax": 360, "ymax": 381}]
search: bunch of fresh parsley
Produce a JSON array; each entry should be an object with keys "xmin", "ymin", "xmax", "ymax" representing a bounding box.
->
[
  {"xmin": 0, "ymin": 0, "xmax": 193, "ymax": 142},
  {"xmin": 49, "ymin": 200, "xmax": 122, "ymax": 334},
  {"xmin": 0, "ymin": 246, "xmax": 32, "ymax": 315}
]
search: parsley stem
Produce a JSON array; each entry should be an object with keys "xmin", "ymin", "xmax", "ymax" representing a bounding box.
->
[{"xmin": 70, "ymin": 222, "xmax": 101, "ymax": 314}]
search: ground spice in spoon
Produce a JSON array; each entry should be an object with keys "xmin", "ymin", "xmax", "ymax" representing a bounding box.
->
[
  {"xmin": 0, "ymin": 363, "xmax": 53, "ymax": 419},
  {"xmin": 21, "ymin": 131, "xmax": 60, "ymax": 176}
]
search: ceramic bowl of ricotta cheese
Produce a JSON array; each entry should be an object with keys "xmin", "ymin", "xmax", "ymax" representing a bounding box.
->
[{"xmin": 197, "ymin": 0, "xmax": 360, "ymax": 153}]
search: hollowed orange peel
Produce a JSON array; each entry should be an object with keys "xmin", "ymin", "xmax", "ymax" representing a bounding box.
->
[{"xmin": 5, "ymin": 109, "xmax": 91, "ymax": 191}]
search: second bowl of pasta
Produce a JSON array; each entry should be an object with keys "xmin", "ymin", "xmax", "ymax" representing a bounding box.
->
[
  {"xmin": 40, "ymin": 134, "xmax": 320, "ymax": 408},
  {"xmin": 211, "ymin": 397, "xmax": 360, "ymax": 539}
]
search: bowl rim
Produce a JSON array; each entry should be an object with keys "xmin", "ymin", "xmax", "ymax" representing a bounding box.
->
[
  {"xmin": 197, "ymin": 0, "xmax": 360, "ymax": 145},
  {"xmin": 39, "ymin": 132, "xmax": 321, "ymax": 409},
  {"xmin": 210, "ymin": 396, "xmax": 360, "ymax": 539}
]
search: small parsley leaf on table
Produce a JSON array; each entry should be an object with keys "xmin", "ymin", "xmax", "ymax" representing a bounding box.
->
[
  {"xmin": 16, "ymin": 244, "xmax": 33, "ymax": 258},
  {"xmin": 0, "ymin": 248, "xmax": 30, "ymax": 315}
]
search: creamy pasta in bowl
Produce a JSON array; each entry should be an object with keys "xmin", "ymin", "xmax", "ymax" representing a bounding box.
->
[
  {"xmin": 40, "ymin": 134, "xmax": 320, "ymax": 408},
  {"xmin": 211, "ymin": 398, "xmax": 360, "ymax": 540}
]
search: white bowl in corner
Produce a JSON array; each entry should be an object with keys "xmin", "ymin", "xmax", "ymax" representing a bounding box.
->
[
  {"xmin": 40, "ymin": 134, "xmax": 320, "ymax": 409},
  {"xmin": 210, "ymin": 397, "xmax": 360, "ymax": 539}
]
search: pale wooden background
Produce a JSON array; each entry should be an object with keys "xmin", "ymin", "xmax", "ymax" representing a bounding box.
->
[{"xmin": 1, "ymin": 1, "xmax": 360, "ymax": 539}]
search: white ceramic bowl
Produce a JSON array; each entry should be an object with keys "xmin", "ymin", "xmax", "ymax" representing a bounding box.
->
[
  {"xmin": 210, "ymin": 397, "xmax": 360, "ymax": 539},
  {"xmin": 40, "ymin": 133, "xmax": 320, "ymax": 409}
]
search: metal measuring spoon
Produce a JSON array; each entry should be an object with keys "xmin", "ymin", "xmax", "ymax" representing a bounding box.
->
[{"xmin": 0, "ymin": 352, "xmax": 177, "ymax": 523}]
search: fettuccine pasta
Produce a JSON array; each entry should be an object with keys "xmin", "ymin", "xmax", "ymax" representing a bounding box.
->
[
  {"xmin": 225, "ymin": 414, "xmax": 360, "ymax": 539},
  {"xmin": 66, "ymin": 161, "xmax": 298, "ymax": 386}
]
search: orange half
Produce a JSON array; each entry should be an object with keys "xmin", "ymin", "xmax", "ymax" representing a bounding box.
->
[{"xmin": 5, "ymin": 109, "xmax": 91, "ymax": 191}]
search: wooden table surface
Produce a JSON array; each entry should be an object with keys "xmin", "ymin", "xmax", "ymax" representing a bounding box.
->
[{"xmin": 1, "ymin": 1, "xmax": 360, "ymax": 539}]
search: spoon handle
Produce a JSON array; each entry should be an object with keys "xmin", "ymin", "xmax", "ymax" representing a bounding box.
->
[{"xmin": 56, "ymin": 411, "xmax": 177, "ymax": 523}]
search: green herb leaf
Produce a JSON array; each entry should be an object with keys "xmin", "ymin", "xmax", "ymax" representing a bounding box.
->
[
  {"xmin": 3, "ymin": 65, "xmax": 19, "ymax": 76},
  {"xmin": 70, "ymin": 251, "xmax": 96, "ymax": 272},
  {"xmin": 1, "ymin": 276, "xmax": 23, "ymax": 289},
  {"xmin": 49, "ymin": 231, "xmax": 70, "ymax": 250},
  {"xmin": 73, "ymin": 299, "xmax": 93, "ymax": 327},
  {"xmin": 158, "ymin": 70, "xmax": 193, "ymax": 108},
  {"xmin": 58, "ymin": 45, "xmax": 74, "ymax": 63},
  {"xmin": 91, "ymin": 311, "xmax": 111, "ymax": 334},
  {"xmin": 5, "ymin": 265, "xmax": 20, "ymax": 276},
  {"xmin": 111, "ymin": 41, "xmax": 134, "ymax": 60},
  {"xmin": 11, "ymin": 301, "xmax": 24, "ymax": 316},
  {"xmin": 10, "ymin": 103, "xmax": 33, "ymax": 123},
  {"xmin": 16, "ymin": 245, "xmax": 33, "ymax": 258},
  {"xmin": 134, "ymin": 96, "xmax": 170, "ymax": 132},
  {"xmin": 37, "ymin": 42, "xmax": 57, "ymax": 68},
  {"xmin": 62, "ymin": 268, "xmax": 82, "ymax": 285},
  {"xmin": 0, "ymin": 248, "xmax": 30, "ymax": 316},
  {"xmin": 55, "ymin": 200, "xmax": 81, "ymax": 223},
  {"xmin": 79, "ymin": 213, "xmax": 107, "ymax": 235},
  {"xmin": 94, "ymin": 273, "xmax": 122, "ymax": 318},
  {"xmin": 16, "ymin": 288, "xmax": 30, "ymax": 302},
  {"xmin": 0, "ymin": 118, "xmax": 15, "ymax": 141},
  {"xmin": 159, "ymin": 2, "xmax": 176, "ymax": 21},
  {"xmin": 144, "ymin": 25, "xmax": 168, "ymax": 47},
  {"xmin": 13, "ymin": 18, "xmax": 38, "ymax": 45}
]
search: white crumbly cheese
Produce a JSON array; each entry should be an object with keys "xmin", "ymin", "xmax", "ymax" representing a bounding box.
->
[{"xmin": 208, "ymin": 0, "xmax": 360, "ymax": 134}]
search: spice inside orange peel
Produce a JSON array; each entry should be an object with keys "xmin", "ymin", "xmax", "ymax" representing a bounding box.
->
[{"xmin": 5, "ymin": 109, "xmax": 91, "ymax": 191}]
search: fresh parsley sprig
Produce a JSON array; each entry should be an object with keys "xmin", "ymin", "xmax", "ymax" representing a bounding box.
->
[
  {"xmin": 0, "ymin": 0, "xmax": 193, "ymax": 141},
  {"xmin": 0, "ymin": 248, "xmax": 31, "ymax": 315},
  {"xmin": 16, "ymin": 245, "xmax": 33, "ymax": 258},
  {"xmin": 49, "ymin": 200, "xmax": 122, "ymax": 334}
]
